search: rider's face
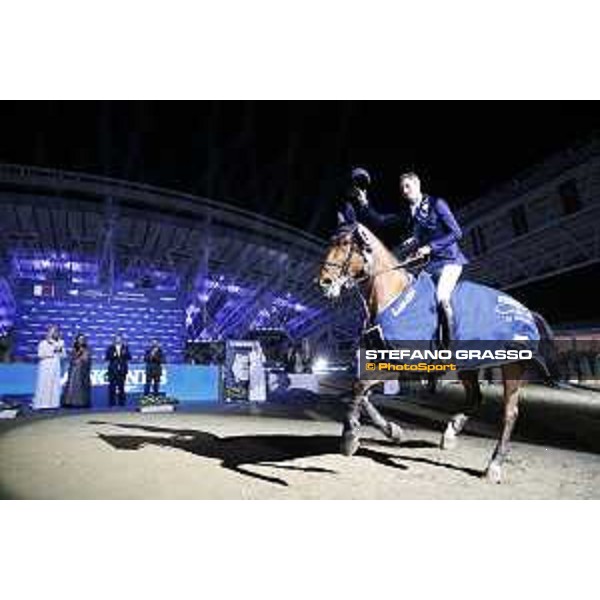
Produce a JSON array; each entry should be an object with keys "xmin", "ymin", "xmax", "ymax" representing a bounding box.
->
[{"xmin": 400, "ymin": 176, "xmax": 421, "ymax": 202}]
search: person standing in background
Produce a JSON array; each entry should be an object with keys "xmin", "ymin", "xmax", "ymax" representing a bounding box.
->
[
  {"xmin": 0, "ymin": 327, "xmax": 15, "ymax": 363},
  {"xmin": 62, "ymin": 333, "xmax": 92, "ymax": 408},
  {"xmin": 105, "ymin": 334, "xmax": 131, "ymax": 406},
  {"xmin": 32, "ymin": 325, "xmax": 65, "ymax": 410},
  {"xmin": 144, "ymin": 338, "xmax": 165, "ymax": 396}
]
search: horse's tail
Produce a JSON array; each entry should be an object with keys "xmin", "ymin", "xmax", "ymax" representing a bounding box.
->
[{"xmin": 532, "ymin": 311, "xmax": 561, "ymax": 383}]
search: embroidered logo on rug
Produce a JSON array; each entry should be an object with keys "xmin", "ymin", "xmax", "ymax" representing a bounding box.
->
[
  {"xmin": 495, "ymin": 294, "xmax": 532, "ymax": 323},
  {"xmin": 391, "ymin": 287, "xmax": 416, "ymax": 317}
]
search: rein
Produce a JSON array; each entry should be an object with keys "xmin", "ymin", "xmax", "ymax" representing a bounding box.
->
[
  {"xmin": 323, "ymin": 233, "xmax": 428, "ymax": 288},
  {"xmin": 322, "ymin": 232, "xmax": 428, "ymax": 328},
  {"xmin": 355, "ymin": 254, "xmax": 428, "ymax": 284}
]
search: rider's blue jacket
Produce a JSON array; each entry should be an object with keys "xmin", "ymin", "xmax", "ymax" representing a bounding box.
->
[{"xmin": 354, "ymin": 196, "xmax": 468, "ymax": 275}]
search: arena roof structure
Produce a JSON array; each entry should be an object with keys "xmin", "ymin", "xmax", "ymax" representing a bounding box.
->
[
  {"xmin": 2, "ymin": 135, "xmax": 598, "ymax": 355},
  {"xmin": 457, "ymin": 138, "xmax": 600, "ymax": 291},
  {"xmin": 0, "ymin": 164, "xmax": 362, "ymax": 351}
]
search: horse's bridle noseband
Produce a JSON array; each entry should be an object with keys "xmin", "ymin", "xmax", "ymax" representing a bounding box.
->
[{"xmin": 322, "ymin": 227, "xmax": 372, "ymax": 290}]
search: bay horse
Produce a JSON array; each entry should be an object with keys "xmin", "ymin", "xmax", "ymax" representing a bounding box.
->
[{"xmin": 317, "ymin": 222, "xmax": 554, "ymax": 484}]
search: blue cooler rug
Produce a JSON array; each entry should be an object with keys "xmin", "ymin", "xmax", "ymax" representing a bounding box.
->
[{"xmin": 373, "ymin": 272, "xmax": 547, "ymax": 373}]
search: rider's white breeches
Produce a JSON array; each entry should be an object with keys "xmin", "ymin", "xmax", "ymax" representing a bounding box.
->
[{"xmin": 436, "ymin": 264, "xmax": 463, "ymax": 305}]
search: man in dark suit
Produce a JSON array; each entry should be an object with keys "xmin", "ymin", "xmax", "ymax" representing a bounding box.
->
[
  {"xmin": 105, "ymin": 334, "xmax": 131, "ymax": 406},
  {"xmin": 144, "ymin": 338, "xmax": 165, "ymax": 396}
]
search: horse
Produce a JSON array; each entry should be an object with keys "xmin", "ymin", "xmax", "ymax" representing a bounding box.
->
[{"xmin": 317, "ymin": 222, "xmax": 555, "ymax": 484}]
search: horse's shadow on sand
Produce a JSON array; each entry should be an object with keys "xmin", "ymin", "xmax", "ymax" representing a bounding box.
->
[{"xmin": 89, "ymin": 421, "xmax": 479, "ymax": 487}]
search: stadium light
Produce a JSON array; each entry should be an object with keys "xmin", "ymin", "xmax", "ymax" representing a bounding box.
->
[{"xmin": 312, "ymin": 356, "xmax": 329, "ymax": 373}]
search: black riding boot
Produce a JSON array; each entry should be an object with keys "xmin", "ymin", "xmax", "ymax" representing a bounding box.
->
[{"xmin": 438, "ymin": 300, "xmax": 454, "ymax": 350}]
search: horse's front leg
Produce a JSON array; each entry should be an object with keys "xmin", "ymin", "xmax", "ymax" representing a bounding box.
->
[
  {"xmin": 485, "ymin": 363, "xmax": 523, "ymax": 483},
  {"xmin": 341, "ymin": 379, "xmax": 381, "ymax": 456},
  {"xmin": 361, "ymin": 397, "xmax": 405, "ymax": 443},
  {"xmin": 341, "ymin": 379, "xmax": 405, "ymax": 456}
]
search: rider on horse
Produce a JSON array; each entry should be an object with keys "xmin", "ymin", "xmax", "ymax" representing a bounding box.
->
[{"xmin": 341, "ymin": 168, "xmax": 468, "ymax": 346}]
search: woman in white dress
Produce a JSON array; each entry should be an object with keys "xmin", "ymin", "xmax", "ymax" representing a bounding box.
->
[{"xmin": 32, "ymin": 325, "xmax": 66, "ymax": 410}]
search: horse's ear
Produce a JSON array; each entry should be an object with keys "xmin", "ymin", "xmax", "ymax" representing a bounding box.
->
[{"xmin": 332, "ymin": 222, "xmax": 356, "ymax": 241}]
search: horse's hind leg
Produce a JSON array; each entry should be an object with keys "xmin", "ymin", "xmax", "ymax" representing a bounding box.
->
[
  {"xmin": 485, "ymin": 363, "xmax": 523, "ymax": 483},
  {"xmin": 441, "ymin": 370, "xmax": 482, "ymax": 450}
]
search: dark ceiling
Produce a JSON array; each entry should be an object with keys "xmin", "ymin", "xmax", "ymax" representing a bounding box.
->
[
  {"xmin": 0, "ymin": 101, "xmax": 599, "ymax": 322},
  {"xmin": 0, "ymin": 101, "xmax": 599, "ymax": 238}
]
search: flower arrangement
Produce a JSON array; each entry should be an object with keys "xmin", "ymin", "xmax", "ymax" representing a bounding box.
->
[
  {"xmin": 138, "ymin": 395, "xmax": 179, "ymax": 408},
  {"xmin": 0, "ymin": 399, "xmax": 21, "ymax": 419},
  {"xmin": 0, "ymin": 399, "xmax": 20, "ymax": 410}
]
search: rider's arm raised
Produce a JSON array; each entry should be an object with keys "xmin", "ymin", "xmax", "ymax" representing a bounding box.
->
[{"xmin": 356, "ymin": 203, "xmax": 406, "ymax": 230}]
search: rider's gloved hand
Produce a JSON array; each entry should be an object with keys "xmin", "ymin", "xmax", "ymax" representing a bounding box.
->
[{"xmin": 415, "ymin": 245, "xmax": 431, "ymax": 259}]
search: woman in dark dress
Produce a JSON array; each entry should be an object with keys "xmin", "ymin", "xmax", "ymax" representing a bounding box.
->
[{"xmin": 62, "ymin": 334, "xmax": 92, "ymax": 408}]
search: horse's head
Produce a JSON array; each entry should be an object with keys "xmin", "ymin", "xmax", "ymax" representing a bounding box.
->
[{"xmin": 318, "ymin": 223, "xmax": 373, "ymax": 299}]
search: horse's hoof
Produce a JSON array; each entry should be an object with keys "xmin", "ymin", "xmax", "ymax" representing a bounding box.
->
[
  {"xmin": 341, "ymin": 432, "xmax": 360, "ymax": 456},
  {"xmin": 484, "ymin": 463, "xmax": 502, "ymax": 484},
  {"xmin": 387, "ymin": 422, "xmax": 405, "ymax": 444},
  {"xmin": 440, "ymin": 433, "xmax": 457, "ymax": 450}
]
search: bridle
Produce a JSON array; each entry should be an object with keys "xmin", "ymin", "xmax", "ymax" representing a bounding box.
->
[
  {"xmin": 322, "ymin": 225, "xmax": 427, "ymax": 291},
  {"xmin": 321, "ymin": 227, "xmax": 372, "ymax": 293},
  {"xmin": 320, "ymin": 225, "xmax": 429, "ymax": 329}
]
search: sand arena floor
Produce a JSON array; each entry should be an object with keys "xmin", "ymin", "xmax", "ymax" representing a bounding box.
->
[{"xmin": 1, "ymin": 387, "xmax": 599, "ymax": 499}]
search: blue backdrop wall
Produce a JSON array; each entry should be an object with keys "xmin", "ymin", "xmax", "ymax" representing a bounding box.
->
[
  {"xmin": 0, "ymin": 364, "xmax": 220, "ymax": 403},
  {"xmin": 15, "ymin": 282, "xmax": 186, "ymax": 363}
]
